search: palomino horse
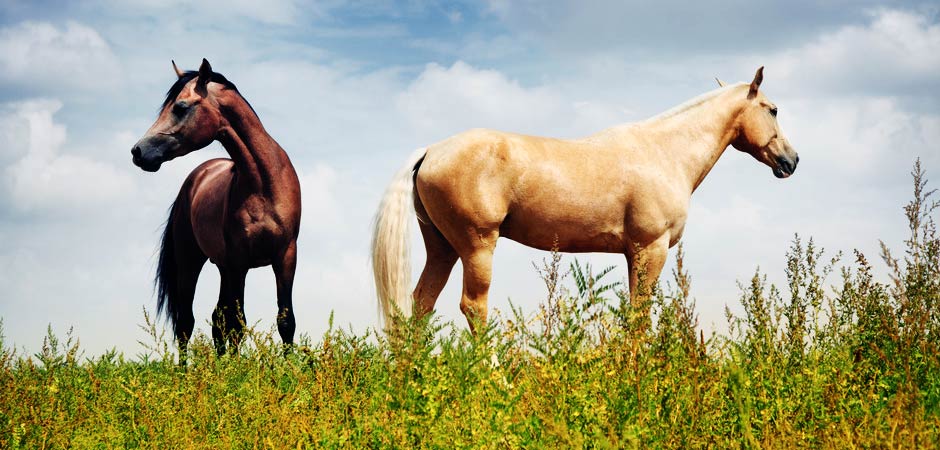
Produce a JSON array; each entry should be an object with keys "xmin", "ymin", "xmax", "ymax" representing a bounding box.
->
[
  {"xmin": 131, "ymin": 59, "xmax": 302, "ymax": 359},
  {"xmin": 372, "ymin": 67, "xmax": 798, "ymax": 331}
]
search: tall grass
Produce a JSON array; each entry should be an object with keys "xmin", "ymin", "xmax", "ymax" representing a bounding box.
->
[{"xmin": 2, "ymin": 162, "xmax": 939, "ymax": 448}]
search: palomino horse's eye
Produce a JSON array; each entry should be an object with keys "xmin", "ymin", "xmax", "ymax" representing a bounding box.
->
[
  {"xmin": 770, "ymin": 107, "xmax": 778, "ymax": 117},
  {"xmin": 172, "ymin": 101, "xmax": 190, "ymax": 117}
]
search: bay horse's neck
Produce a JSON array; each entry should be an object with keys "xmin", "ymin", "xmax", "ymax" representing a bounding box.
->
[
  {"xmin": 216, "ymin": 93, "xmax": 291, "ymax": 195},
  {"xmin": 639, "ymin": 87, "xmax": 746, "ymax": 193}
]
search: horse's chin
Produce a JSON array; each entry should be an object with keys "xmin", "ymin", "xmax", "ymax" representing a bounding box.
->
[
  {"xmin": 772, "ymin": 166, "xmax": 792, "ymax": 179},
  {"xmin": 135, "ymin": 159, "xmax": 163, "ymax": 172}
]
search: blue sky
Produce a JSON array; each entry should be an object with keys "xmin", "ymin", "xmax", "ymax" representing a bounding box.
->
[{"xmin": 1, "ymin": 0, "xmax": 938, "ymax": 355}]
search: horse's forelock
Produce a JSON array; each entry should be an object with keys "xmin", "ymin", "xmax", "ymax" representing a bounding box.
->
[{"xmin": 159, "ymin": 70, "xmax": 242, "ymax": 113}]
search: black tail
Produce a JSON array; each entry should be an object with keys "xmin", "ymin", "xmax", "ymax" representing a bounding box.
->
[{"xmin": 155, "ymin": 193, "xmax": 184, "ymax": 331}]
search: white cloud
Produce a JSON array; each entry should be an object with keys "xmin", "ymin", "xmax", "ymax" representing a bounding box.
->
[
  {"xmin": 408, "ymin": 33, "xmax": 532, "ymax": 63},
  {"xmin": 397, "ymin": 61, "xmax": 625, "ymax": 140},
  {"xmin": 298, "ymin": 163, "xmax": 341, "ymax": 234},
  {"xmin": 764, "ymin": 9, "xmax": 940, "ymax": 96},
  {"xmin": 398, "ymin": 61, "xmax": 558, "ymax": 137},
  {"xmin": 102, "ymin": 0, "xmax": 305, "ymax": 25},
  {"xmin": 0, "ymin": 99, "xmax": 136, "ymax": 214},
  {"xmin": 0, "ymin": 21, "xmax": 121, "ymax": 94},
  {"xmin": 0, "ymin": 102, "xmax": 33, "ymax": 166},
  {"xmin": 778, "ymin": 96, "xmax": 937, "ymax": 177}
]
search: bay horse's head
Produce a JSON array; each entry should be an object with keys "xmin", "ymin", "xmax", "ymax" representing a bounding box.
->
[
  {"xmin": 131, "ymin": 59, "xmax": 236, "ymax": 172},
  {"xmin": 723, "ymin": 67, "xmax": 799, "ymax": 179}
]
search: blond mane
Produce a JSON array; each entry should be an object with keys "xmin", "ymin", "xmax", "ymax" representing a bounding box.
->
[{"xmin": 645, "ymin": 83, "xmax": 746, "ymax": 122}]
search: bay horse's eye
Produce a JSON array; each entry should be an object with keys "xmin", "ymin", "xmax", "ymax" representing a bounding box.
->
[
  {"xmin": 172, "ymin": 101, "xmax": 190, "ymax": 117},
  {"xmin": 770, "ymin": 107, "xmax": 778, "ymax": 117}
]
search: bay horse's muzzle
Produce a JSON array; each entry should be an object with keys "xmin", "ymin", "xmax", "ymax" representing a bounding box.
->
[
  {"xmin": 131, "ymin": 146, "xmax": 161, "ymax": 172},
  {"xmin": 131, "ymin": 135, "xmax": 177, "ymax": 172}
]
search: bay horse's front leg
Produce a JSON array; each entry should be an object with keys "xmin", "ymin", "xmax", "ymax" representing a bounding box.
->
[
  {"xmin": 213, "ymin": 266, "xmax": 248, "ymax": 355},
  {"xmin": 273, "ymin": 240, "xmax": 297, "ymax": 347}
]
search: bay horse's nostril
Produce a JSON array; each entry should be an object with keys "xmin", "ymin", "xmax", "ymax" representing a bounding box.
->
[{"xmin": 132, "ymin": 146, "xmax": 142, "ymax": 158}]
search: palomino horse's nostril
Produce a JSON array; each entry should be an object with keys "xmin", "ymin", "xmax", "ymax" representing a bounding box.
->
[
  {"xmin": 132, "ymin": 146, "xmax": 142, "ymax": 158},
  {"xmin": 775, "ymin": 155, "xmax": 796, "ymax": 174}
]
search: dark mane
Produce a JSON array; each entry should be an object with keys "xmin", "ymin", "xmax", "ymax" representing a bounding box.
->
[{"xmin": 160, "ymin": 70, "xmax": 253, "ymax": 113}]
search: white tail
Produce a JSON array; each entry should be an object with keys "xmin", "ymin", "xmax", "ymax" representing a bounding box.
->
[{"xmin": 371, "ymin": 147, "xmax": 428, "ymax": 328}]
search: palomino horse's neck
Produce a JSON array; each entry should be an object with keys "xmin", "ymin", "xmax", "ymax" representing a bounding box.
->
[
  {"xmin": 637, "ymin": 85, "xmax": 747, "ymax": 193},
  {"xmin": 215, "ymin": 93, "xmax": 291, "ymax": 194}
]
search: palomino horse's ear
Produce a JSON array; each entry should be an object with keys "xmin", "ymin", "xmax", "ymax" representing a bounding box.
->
[
  {"xmin": 715, "ymin": 77, "xmax": 727, "ymax": 87},
  {"xmin": 172, "ymin": 60, "xmax": 184, "ymax": 79},
  {"xmin": 748, "ymin": 66, "xmax": 764, "ymax": 99},
  {"xmin": 197, "ymin": 58, "xmax": 213, "ymax": 90}
]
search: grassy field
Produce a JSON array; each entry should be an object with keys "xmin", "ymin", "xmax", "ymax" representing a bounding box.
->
[{"xmin": 2, "ymin": 163, "xmax": 939, "ymax": 449}]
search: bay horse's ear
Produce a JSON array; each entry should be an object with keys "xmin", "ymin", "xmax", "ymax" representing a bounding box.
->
[
  {"xmin": 715, "ymin": 77, "xmax": 727, "ymax": 87},
  {"xmin": 172, "ymin": 60, "xmax": 184, "ymax": 79},
  {"xmin": 197, "ymin": 58, "xmax": 213, "ymax": 90},
  {"xmin": 748, "ymin": 66, "xmax": 764, "ymax": 99}
]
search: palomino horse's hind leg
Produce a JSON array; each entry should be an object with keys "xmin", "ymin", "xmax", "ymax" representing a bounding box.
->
[
  {"xmin": 213, "ymin": 266, "xmax": 248, "ymax": 355},
  {"xmin": 413, "ymin": 221, "xmax": 458, "ymax": 318},
  {"xmin": 459, "ymin": 242, "xmax": 497, "ymax": 334},
  {"xmin": 273, "ymin": 241, "xmax": 297, "ymax": 347}
]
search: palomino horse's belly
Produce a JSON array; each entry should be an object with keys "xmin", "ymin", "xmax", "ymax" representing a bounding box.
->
[{"xmin": 500, "ymin": 212, "xmax": 626, "ymax": 253}]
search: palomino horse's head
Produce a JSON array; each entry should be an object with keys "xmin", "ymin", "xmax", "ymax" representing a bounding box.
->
[
  {"xmin": 722, "ymin": 67, "xmax": 799, "ymax": 179},
  {"xmin": 131, "ymin": 59, "xmax": 231, "ymax": 172}
]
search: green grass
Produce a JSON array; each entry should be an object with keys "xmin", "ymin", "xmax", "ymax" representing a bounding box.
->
[{"xmin": 2, "ymin": 161, "xmax": 940, "ymax": 449}]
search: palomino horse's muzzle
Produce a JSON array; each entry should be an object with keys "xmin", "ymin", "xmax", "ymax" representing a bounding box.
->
[
  {"xmin": 773, "ymin": 153, "xmax": 799, "ymax": 179},
  {"xmin": 765, "ymin": 137, "xmax": 799, "ymax": 179}
]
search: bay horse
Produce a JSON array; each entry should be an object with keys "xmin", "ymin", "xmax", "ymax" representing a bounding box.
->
[
  {"xmin": 372, "ymin": 67, "xmax": 798, "ymax": 332},
  {"xmin": 131, "ymin": 59, "xmax": 302, "ymax": 360}
]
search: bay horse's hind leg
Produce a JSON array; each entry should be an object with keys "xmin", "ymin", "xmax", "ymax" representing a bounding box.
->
[
  {"xmin": 413, "ymin": 220, "xmax": 458, "ymax": 318},
  {"xmin": 173, "ymin": 243, "xmax": 207, "ymax": 364},
  {"xmin": 213, "ymin": 266, "xmax": 248, "ymax": 355},
  {"xmin": 157, "ymin": 195, "xmax": 207, "ymax": 366},
  {"xmin": 273, "ymin": 241, "xmax": 297, "ymax": 348}
]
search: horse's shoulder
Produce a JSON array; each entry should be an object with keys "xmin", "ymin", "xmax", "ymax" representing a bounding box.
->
[
  {"xmin": 196, "ymin": 158, "xmax": 234, "ymax": 172},
  {"xmin": 183, "ymin": 158, "xmax": 234, "ymax": 193}
]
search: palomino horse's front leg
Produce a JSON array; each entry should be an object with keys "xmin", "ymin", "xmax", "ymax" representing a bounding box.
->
[
  {"xmin": 626, "ymin": 236, "xmax": 670, "ymax": 323},
  {"xmin": 273, "ymin": 241, "xmax": 297, "ymax": 347},
  {"xmin": 213, "ymin": 266, "xmax": 248, "ymax": 355}
]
